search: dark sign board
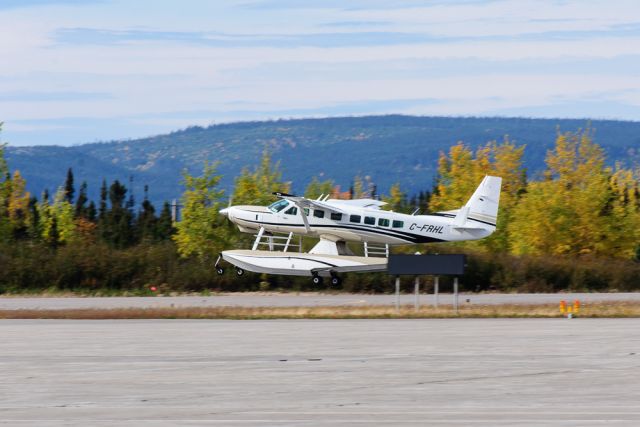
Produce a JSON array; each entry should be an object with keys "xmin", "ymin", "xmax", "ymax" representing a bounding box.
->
[{"xmin": 387, "ymin": 254, "xmax": 466, "ymax": 276}]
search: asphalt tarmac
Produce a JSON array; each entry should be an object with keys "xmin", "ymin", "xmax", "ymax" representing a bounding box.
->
[
  {"xmin": 1, "ymin": 292, "xmax": 639, "ymax": 310},
  {"xmin": 1, "ymin": 319, "xmax": 639, "ymax": 426}
]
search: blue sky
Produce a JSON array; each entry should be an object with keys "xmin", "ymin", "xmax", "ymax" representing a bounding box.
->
[{"xmin": 1, "ymin": 0, "xmax": 639, "ymax": 146}]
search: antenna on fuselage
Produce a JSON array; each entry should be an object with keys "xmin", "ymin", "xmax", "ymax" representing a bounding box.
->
[{"xmin": 411, "ymin": 208, "xmax": 420, "ymax": 216}]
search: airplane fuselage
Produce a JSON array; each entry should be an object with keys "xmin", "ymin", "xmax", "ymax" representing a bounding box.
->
[{"xmin": 222, "ymin": 201, "xmax": 493, "ymax": 246}]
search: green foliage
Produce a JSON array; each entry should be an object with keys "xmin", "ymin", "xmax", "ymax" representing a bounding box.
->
[{"xmin": 173, "ymin": 162, "xmax": 226, "ymax": 260}]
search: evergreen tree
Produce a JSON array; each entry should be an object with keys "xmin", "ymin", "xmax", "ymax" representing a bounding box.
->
[
  {"xmin": 27, "ymin": 196, "xmax": 39, "ymax": 239},
  {"xmin": 63, "ymin": 168, "xmax": 75, "ymax": 204},
  {"xmin": 156, "ymin": 201, "xmax": 175, "ymax": 240},
  {"xmin": 86, "ymin": 201, "xmax": 97, "ymax": 222},
  {"xmin": 137, "ymin": 185, "xmax": 157, "ymax": 242},
  {"xmin": 98, "ymin": 180, "xmax": 107, "ymax": 220},
  {"xmin": 104, "ymin": 180, "xmax": 135, "ymax": 248},
  {"xmin": 75, "ymin": 181, "xmax": 88, "ymax": 218}
]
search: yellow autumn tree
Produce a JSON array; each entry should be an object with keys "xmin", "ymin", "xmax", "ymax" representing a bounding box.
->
[
  {"xmin": 602, "ymin": 166, "xmax": 640, "ymax": 258},
  {"xmin": 304, "ymin": 176, "xmax": 334, "ymax": 199},
  {"xmin": 382, "ymin": 183, "xmax": 406, "ymax": 212},
  {"xmin": 429, "ymin": 138, "xmax": 526, "ymax": 251},
  {"xmin": 7, "ymin": 171, "xmax": 31, "ymax": 238},
  {"xmin": 232, "ymin": 151, "xmax": 290, "ymax": 206},
  {"xmin": 508, "ymin": 129, "xmax": 633, "ymax": 257},
  {"xmin": 0, "ymin": 127, "xmax": 11, "ymax": 241},
  {"xmin": 429, "ymin": 143, "xmax": 476, "ymax": 211}
]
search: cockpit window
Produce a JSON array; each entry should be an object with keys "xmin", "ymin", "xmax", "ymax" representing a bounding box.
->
[{"xmin": 268, "ymin": 199, "xmax": 289, "ymax": 213}]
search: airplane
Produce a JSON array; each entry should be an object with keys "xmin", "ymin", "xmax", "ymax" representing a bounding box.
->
[{"xmin": 217, "ymin": 175, "xmax": 501, "ymax": 285}]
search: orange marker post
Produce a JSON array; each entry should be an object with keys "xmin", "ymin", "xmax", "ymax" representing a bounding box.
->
[
  {"xmin": 574, "ymin": 300, "xmax": 580, "ymax": 313},
  {"xmin": 559, "ymin": 300, "xmax": 567, "ymax": 314}
]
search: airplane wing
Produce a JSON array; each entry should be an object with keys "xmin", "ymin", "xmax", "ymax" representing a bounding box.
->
[{"xmin": 273, "ymin": 193, "xmax": 346, "ymax": 214}]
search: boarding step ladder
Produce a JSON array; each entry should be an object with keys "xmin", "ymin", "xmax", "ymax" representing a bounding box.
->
[
  {"xmin": 363, "ymin": 241, "xmax": 389, "ymax": 258},
  {"xmin": 251, "ymin": 227, "xmax": 302, "ymax": 253}
]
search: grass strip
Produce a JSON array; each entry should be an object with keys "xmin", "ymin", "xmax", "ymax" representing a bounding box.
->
[{"xmin": 1, "ymin": 301, "xmax": 640, "ymax": 319}]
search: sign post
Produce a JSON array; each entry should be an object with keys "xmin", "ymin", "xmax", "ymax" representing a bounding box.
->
[
  {"xmin": 395, "ymin": 276, "xmax": 400, "ymax": 313},
  {"xmin": 453, "ymin": 276, "xmax": 459, "ymax": 314},
  {"xmin": 387, "ymin": 254, "xmax": 465, "ymax": 314}
]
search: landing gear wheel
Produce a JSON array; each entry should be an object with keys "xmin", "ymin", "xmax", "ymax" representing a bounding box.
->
[
  {"xmin": 330, "ymin": 275, "xmax": 341, "ymax": 287},
  {"xmin": 216, "ymin": 267, "xmax": 224, "ymax": 275},
  {"xmin": 235, "ymin": 268, "xmax": 245, "ymax": 277},
  {"xmin": 312, "ymin": 275, "xmax": 323, "ymax": 286}
]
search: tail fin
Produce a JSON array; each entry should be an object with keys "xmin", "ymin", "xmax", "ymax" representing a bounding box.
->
[{"xmin": 463, "ymin": 175, "xmax": 502, "ymax": 226}]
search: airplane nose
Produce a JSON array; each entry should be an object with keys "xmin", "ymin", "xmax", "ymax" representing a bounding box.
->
[{"xmin": 219, "ymin": 207, "xmax": 230, "ymax": 217}]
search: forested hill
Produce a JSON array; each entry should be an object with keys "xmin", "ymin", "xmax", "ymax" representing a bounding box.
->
[{"xmin": 6, "ymin": 115, "xmax": 640, "ymax": 204}]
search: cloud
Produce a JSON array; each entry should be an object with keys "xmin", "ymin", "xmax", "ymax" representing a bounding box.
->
[
  {"xmin": 223, "ymin": 55, "xmax": 640, "ymax": 82},
  {"xmin": 54, "ymin": 28, "xmax": 445, "ymax": 48},
  {"xmin": 53, "ymin": 22, "xmax": 640, "ymax": 50},
  {"xmin": 319, "ymin": 21, "xmax": 390, "ymax": 28},
  {"xmin": 0, "ymin": 0, "xmax": 105, "ymax": 10},
  {"xmin": 239, "ymin": 0, "xmax": 496, "ymax": 11},
  {"xmin": 0, "ymin": 91, "xmax": 112, "ymax": 102}
]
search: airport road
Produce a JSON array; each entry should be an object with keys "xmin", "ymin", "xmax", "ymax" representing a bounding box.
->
[
  {"xmin": 1, "ymin": 319, "xmax": 640, "ymax": 426},
  {"xmin": 1, "ymin": 292, "xmax": 640, "ymax": 310}
]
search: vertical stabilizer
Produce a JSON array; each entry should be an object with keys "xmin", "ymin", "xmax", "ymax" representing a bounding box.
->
[{"xmin": 464, "ymin": 176, "xmax": 502, "ymax": 226}]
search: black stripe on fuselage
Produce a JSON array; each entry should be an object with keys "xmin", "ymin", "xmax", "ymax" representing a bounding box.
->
[{"xmin": 237, "ymin": 218, "xmax": 446, "ymax": 244}]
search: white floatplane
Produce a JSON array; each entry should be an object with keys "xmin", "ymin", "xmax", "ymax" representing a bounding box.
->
[{"xmin": 218, "ymin": 175, "xmax": 502, "ymax": 285}]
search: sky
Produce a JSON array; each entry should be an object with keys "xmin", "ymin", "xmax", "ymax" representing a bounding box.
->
[{"xmin": 1, "ymin": 0, "xmax": 640, "ymax": 146}]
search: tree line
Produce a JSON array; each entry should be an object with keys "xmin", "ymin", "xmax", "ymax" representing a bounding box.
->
[{"xmin": 1, "ymin": 123, "xmax": 639, "ymax": 294}]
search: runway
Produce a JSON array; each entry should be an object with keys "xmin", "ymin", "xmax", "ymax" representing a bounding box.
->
[
  {"xmin": 1, "ymin": 292, "xmax": 639, "ymax": 310},
  {"xmin": 1, "ymin": 319, "xmax": 639, "ymax": 425}
]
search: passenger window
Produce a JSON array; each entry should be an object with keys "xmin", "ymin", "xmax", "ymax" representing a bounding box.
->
[
  {"xmin": 349, "ymin": 215, "xmax": 361, "ymax": 223},
  {"xmin": 330, "ymin": 213, "xmax": 342, "ymax": 221},
  {"xmin": 378, "ymin": 218, "xmax": 390, "ymax": 227},
  {"xmin": 284, "ymin": 207, "xmax": 297, "ymax": 215},
  {"xmin": 303, "ymin": 208, "xmax": 309, "ymax": 216},
  {"xmin": 313, "ymin": 210, "xmax": 325, "ymax": 218},
  {"xmin": 364, "ymin": 216, "xmax": 375, "ymax": 225},
  {"xmin": 392, "ymin": 220, "xmax": 404, "ymax": 228}
]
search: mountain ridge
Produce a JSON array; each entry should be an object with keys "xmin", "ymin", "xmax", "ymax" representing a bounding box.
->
[{"xmin": 6, "ymin": 115, "xmax": 640, "ymax": 206}]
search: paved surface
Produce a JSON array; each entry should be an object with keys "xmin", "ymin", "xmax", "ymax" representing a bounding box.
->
[
  {"xmin": 1, "ymin": 292, "xmax": 639, "ymax": 310},
  {"xmin": 1, "ymin": 319, "xmax": 640, "ymax": 426}
]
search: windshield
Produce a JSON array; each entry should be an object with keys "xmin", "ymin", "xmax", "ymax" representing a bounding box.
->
[{"xmin": 268, "ymin": 199, "xmax": 289, "ymax": 213}]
